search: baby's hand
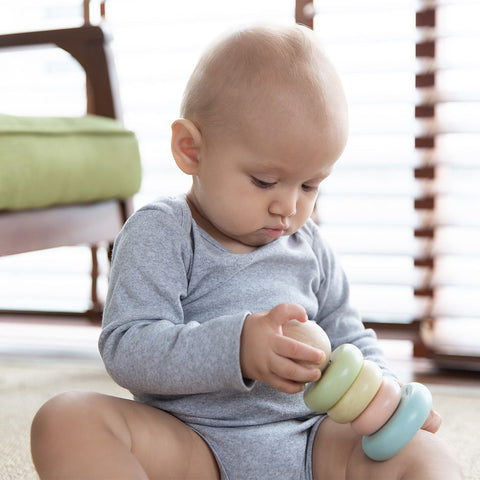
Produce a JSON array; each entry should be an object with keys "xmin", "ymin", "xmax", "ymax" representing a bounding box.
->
[{"xmin": 240, "ymin": 303, "xmax": 324, "ymax": 394}]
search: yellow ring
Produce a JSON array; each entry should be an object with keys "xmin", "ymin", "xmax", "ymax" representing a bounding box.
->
[
  {"xmin": 304, "ymin": 344, "xmax": 363, "ymax": 412},
  {"xmin": 327, "ymin": 360, "xmax": 383, "ymax": 424}
]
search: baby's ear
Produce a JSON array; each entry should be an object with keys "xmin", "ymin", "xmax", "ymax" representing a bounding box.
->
[{"xmin": 171, "ymin": 119, "xmax": 202, "ymax": 174}]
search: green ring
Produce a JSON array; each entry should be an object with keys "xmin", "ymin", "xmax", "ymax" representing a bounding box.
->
[{"xmin": 304, "ymin": 343, "xmax": 364, "ymax": 412}]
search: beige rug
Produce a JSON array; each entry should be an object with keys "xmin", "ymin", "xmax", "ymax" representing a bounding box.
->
[{"xmin": 1, "ymin": 358, "xmax": 479, "ymax": 480}]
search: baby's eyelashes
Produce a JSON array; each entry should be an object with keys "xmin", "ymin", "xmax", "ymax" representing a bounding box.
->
[
  {"xmin": 251, "ymin": 176, "xmax": 276, "ymax": 189},
  {"xmin": 301, "ymin": 184, "xmax": 319, "ymax": 193}
]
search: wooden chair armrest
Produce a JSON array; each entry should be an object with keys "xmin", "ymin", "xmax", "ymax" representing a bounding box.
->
[{"xmin": 0, "ymin": 26, "xmax": 118, "ymax": 118}]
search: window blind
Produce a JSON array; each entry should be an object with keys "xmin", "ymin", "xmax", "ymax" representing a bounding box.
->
[
  {"xmin": 300, "ymin": 0, "xmax": 480, "ymax": 361},
  {"xmin": 414, "ymin": 1, "xmax": 480, "ymax": 362}
]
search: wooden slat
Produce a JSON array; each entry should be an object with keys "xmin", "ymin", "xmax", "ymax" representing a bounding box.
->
[
  {"xmin": 415, "ymin": 105, "xmax": 435, "ymax": 118},
  {"xmin": 414, "ymin": 287, "xmax": 434, "ymax": 297},
  {"xmin": 414, "ymin": 227, "xmax": 435, "ymax": 238},
  {"xmin": 415, "ymin": 166, "xmax": 435, "ymax": 179},
  {"xmin": 415, "ymin": 196, "xmax": 435, "ymax": 210},
  {"xmin": 414, "ymin": 257, "xmax": 435, "ymax": 268},
  {"xmin": 415, "ymin": 136, "xmax": 435, "ymax": 148},
  {"xmin": 416, "ymin": 73, "xmax": 435, "ymax": 88},
  {"xmin": 416, "ymin": 40, "xmax": 435, "ymax": 58},
  {"xmin": 416, "ymin": 9, "xmax": 435, "ymax": 28}
]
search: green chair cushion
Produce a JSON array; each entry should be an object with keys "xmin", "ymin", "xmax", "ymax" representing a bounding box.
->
[{"xmin": 0, "ymin": 113, "xmax": 142, "ymax": 210}]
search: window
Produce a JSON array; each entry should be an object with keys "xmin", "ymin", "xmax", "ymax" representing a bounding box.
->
[
  {"xmin": 1, "ymin": 1, "xmax": 478, "ymax": 363},
  {"xmin": 302, "ymin": 0, "xmax": 480, "ymax": 361},
  {"xmin": 0, "ymin": 0, "xmax": 294, "ymax": 312}
]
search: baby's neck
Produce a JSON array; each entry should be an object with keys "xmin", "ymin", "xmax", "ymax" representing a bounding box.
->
[{"xmin": 186, "ymin": 193, "xmax": 257, "ymax": 254}]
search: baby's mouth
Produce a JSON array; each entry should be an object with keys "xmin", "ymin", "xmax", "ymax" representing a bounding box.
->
[{"xmin": 262, "ymin": 227, "xmax": 287, "ymax": 239}]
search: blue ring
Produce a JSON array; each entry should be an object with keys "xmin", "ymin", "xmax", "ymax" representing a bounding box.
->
[{"xmin": 362, "ymin": 382, "xmax": 432, "ymax": 461}]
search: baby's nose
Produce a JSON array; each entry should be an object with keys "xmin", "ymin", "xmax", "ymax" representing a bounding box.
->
[{"xmin": 269, "ymin": 193, "xmax": 297, "ymax": 218}]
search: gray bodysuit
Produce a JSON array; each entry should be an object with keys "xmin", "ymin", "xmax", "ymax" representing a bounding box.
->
[{"xmin": 99, "ymin": 195, "xmax": 393, "ymax": 480}]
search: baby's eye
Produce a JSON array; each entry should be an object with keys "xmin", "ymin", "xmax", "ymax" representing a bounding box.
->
[
  {"xmin": 251, "ymin": 177, "xmax": 276, "ymax": 189},
  {"xmin": 302, "ymin": 184, "xmax": 319, "ymax": 193}
]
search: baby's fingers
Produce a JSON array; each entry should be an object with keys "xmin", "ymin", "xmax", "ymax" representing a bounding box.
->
[
  {"xmin": 271, "ymin": 355, "xmax": 321, "ymax": 385},
  {"xmin": 275, "ymin": 335, "xmax": 325, "ymax": 367},
  {"xmin": 267, "ymin": 371, "xmax": 311, "ymax": 395},
  {"xmin": 421, "ymin": 408, "xmax": 442, "ymax": 433}
]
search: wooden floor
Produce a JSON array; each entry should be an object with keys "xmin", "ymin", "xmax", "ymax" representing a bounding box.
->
[{"xmin": 1, "ymin": 314, "xmax": 480, "ymax": 390}]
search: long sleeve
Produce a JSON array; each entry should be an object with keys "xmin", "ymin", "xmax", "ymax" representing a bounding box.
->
[
  {"xmin": 310, "ymin": 227, "xmax": 396, "ymax": 378},
  {"xmin": 99, "ymin": 201, "xmax": 252, "ymax": 396}
]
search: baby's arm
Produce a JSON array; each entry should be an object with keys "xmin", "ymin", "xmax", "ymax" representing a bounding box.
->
[
  {"xmin": 99, "ymin": 206, "xmax": 252, "ymax": 396},
  {"xmin": 240, "ymin": 303, "xmax": 324, "ymax": 394}
]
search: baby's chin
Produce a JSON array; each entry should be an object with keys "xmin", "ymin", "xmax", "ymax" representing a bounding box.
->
[
  {"xmin": 222, "ymin": 233, "xmax": 275, "ymax": 253},
  {"xmin": 224, "ymin": 226, "xmax": 299, "ymax": 253},
  {"xmin": 245, "ymin": 231, "xmax": 288, "ymax": 248}
]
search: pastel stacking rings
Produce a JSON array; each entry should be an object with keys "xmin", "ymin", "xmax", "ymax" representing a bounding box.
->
[
  {"xmin": 327, "ymin": 360, "xmax": 383, "ymax": 424},
  {"xmin": 362, "ymin": 382, "xmax": 432, "ymax": 461},
  {"xmin": 304, "ymin": 344, "xmax": 363, "ymax": 412},
  {"xmin": 351, "ymin": 376, "xmax": 402, "ymax": 435}
]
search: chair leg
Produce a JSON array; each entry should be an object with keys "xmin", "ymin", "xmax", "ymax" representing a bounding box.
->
[
  {"xmin": 87, "ymin": 245, "xmax": 103, "ymax": 324},
  {"xmin": 107, "ymin": 241, "xmax": 114, "ymax": 262}
]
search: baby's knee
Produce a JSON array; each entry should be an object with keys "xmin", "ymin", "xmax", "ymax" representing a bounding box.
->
[
  {"xmin": 31, "ymin": 392, "xmax": 106, "ymax": 461},
  {"xmin": 346, "ymin": 429, "xmax": 463, "ymax": 479},
  {"xmin": 30, "ymin": 392, "xmax": 155, "ymax": 478},
  {"xmin": 32, "ymin": 391, "xmax": 95, "ymax": 433},
  {"xmin": 403, "ymin": 430, "xmax": 463, "ymax": 478}
]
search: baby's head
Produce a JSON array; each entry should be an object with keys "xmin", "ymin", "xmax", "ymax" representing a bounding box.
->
[
  {"xmin": 180, "ymin": 24, "xmax": 347, "ymax": 146},
  {"xmin": 172, "ymin": 24, "xmax": 349, "ymax": 253}
]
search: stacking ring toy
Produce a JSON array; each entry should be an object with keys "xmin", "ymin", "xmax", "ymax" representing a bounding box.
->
[
  {"xmin": 304, "ymin": 344, "xmax": 363, "ymax": 412},
  {"xmin": 302, "ymin": 339, "xmax": 433, "ymax": 461},
  {"xmin": 351, "ymin": 376, "xmax": 402, "ymax": 435},
  {"xmin": 362, "ymin": 382, "xmax": 432, "ymax": 461},
  {"xmin": 327, "ymin": 360, "xmax": 383, "ymax": 424}
]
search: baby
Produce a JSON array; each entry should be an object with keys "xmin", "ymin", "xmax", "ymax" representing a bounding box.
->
[{"xmin": 31, "ymin": 24, "xmax": 463, "ymax": 480}]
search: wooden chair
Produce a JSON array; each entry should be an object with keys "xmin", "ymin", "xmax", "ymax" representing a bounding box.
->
[{"xmin": 0, "ymin": 25, "xmax": 141, "ymax": 322}]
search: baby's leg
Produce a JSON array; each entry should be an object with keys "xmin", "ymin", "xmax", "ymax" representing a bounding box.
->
[
  {"xmin": 312, "ymin": 417, "xmax": 463, "ymax": 480},
  {"xmin": 31, "ymin": 391, "xmax": 220, "ymax": 480}
]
